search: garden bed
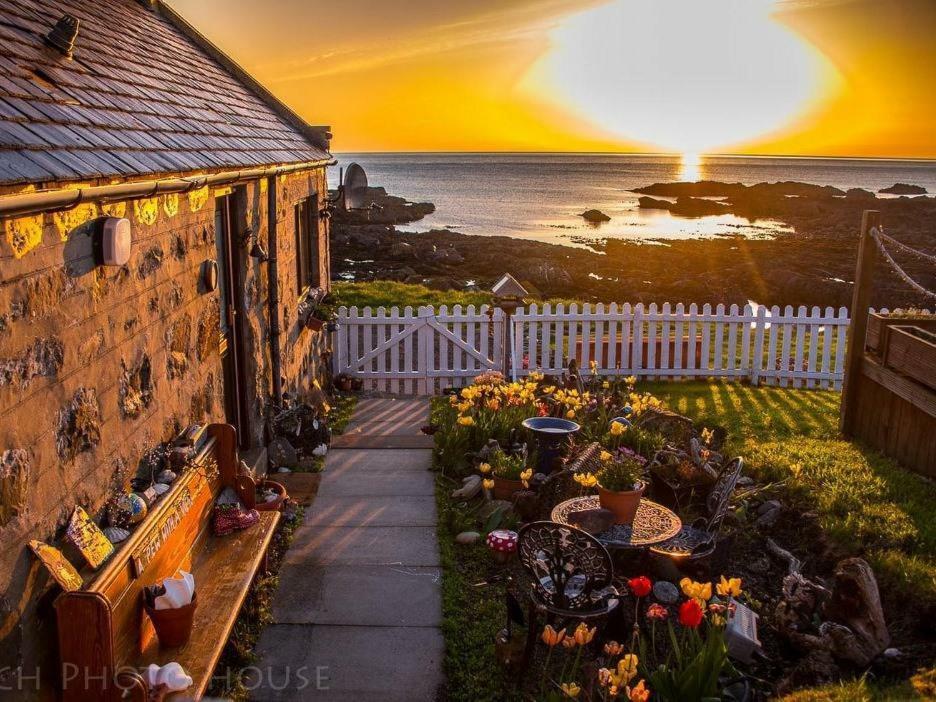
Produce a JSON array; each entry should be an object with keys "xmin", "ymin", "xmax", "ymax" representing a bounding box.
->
[{"xmin": 432, "ymin": 375, "xmax": 936, "ymax": 701}]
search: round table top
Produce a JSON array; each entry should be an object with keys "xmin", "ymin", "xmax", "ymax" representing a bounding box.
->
[{"xmin": 550, "ymin": 495, "xmax": 683, "ymax": 549}]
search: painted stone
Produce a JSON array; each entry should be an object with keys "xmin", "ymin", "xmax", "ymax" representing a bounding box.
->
[
  {"xmin": 103, "ymin": 526, "xmax": 130, "ymax": 544},
  {"xmin": 455, "ymin": 531, "xmax": 481, "ymax": 545},
  {"xmin": 116, "ymin": 493, "xmax": 147, "ymax": 525},
  {"xmin": 653, "ymin": 580, "xmax": 680, "ymax": 604}
]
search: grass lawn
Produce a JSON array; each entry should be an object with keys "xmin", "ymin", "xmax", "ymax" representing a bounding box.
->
[
  {"xmin": 643, "ymin": 382, "xmax": 936, "ymax": 608},
  {"xmin": 332, "ymin": 280, "xmax": 490, "ymax": 309}
]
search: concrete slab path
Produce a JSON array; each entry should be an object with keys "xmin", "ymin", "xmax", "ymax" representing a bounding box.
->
[{"xmin": 250, "ymin": 399, "xmax": 444, "ymax": 702}]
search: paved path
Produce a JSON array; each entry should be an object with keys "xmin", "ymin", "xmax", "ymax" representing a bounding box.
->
[{"xmin": 251, "ymin": 399, "xmax": 443, "ymax": 701}]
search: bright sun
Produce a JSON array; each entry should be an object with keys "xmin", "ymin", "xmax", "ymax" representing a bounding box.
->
[{"xmin": 527, "ymin": 0, "xmax": 837, "ymax": 154}]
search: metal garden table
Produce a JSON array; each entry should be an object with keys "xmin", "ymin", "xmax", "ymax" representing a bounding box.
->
[{"xmin": 550, "ymin": 495, "xmax": 682, "ymax": 551}]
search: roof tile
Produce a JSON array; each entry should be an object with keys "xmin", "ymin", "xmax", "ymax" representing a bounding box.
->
[{"xmin": 0, "ymin": 0, "xmax": 329, "ymax": 184}]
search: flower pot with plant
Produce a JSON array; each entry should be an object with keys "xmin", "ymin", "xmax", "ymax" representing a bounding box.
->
[
  {"xmin": 596, "ymin": 448, "xmax": 647, "ymax": 524},
  {"xmin": 487, "ymin": 449, "xmax": 532, "ymax": 501}
]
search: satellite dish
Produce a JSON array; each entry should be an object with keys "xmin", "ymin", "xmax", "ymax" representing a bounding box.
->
[{"xmin": 342, "ymin": 163, "xmax": 369, "ymax": 210}]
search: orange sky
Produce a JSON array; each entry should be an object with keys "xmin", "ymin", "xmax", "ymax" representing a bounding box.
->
[{"xmin": 170, "ymin": 0, "xmax": 936, "ymax": 158}]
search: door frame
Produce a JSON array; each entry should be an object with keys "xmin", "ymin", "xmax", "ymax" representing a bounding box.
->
[{"xmin": 216, "ymin": 192, "xmax": 252, "ymax": 449}]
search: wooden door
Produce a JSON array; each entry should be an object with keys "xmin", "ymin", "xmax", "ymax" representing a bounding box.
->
[{"xmin": 215, "ymin": 193, "xmax": 251, "ymax": 449}]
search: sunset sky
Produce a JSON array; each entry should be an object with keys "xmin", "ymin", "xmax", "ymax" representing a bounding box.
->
[{"xmin": 171, "ymin": 0, "xmax": 936, "ymax": 158}]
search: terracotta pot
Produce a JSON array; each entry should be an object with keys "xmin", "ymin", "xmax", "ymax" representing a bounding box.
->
[
  {"xmin": 254, "ymin": 480, "xmax": 288, "ymax": 512},
  {"xmin": 598, "ymin": 480, "xmax": 646, "ymax": 525},
  {"xmin": 145, "ymin": 592, "xmax": 197, "ymax": 648},
  {"xmin": 492, "ymin": 476, "xmax": 524, "ymax": 501}
]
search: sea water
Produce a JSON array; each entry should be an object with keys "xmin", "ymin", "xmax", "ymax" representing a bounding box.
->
[{"xmin": 328, "ymin": 153, "xmax": 936, "ymax": 247}]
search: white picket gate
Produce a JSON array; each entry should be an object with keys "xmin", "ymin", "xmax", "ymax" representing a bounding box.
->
[
  {"xmin": 333, "ymin": 305, "xmax": 505, "ymax": 395},
  {"xmin": 333, "ymin": 302, "xmax": 852, "ymax": 394}
]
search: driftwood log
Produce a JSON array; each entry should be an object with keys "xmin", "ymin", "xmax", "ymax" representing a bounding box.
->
[{"xmin": 775, "ymin": 557, "xmax": 889, "ymax": 668}]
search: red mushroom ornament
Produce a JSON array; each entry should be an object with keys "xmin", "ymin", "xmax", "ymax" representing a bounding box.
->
[{"xmin": 486, "ymin": 529, "xmax": 518, "ymax": 564}]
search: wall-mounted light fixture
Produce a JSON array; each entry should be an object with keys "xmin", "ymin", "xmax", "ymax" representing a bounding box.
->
[
  {"xmin": 92, "ymin": 217, "xmax": 132, "ymax": 266},
  {"xmin": 200, "ymin": 259, "xmax": 219, "ymax": 292}
]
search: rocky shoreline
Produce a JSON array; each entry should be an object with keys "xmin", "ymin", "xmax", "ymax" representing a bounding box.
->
[{"xmin": 330, "ymin": 184, "xmax": 936, "ymax": 309}]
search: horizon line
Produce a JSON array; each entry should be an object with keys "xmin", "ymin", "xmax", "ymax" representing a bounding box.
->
[{"xmin": 329, "ymin": 150, "xmax": 936, "ymax": 163}]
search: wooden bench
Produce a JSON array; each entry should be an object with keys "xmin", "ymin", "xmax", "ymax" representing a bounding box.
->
[{"xmin": 55, "ymin": 424, "xmax": 280, "ymax": 702}]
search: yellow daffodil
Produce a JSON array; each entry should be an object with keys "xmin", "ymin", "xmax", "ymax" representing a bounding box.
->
[
  {"xmin": 456, "ymin": 415, "xmax": 474, "ymax": 426},
  {"xmin": 716, "ymin": 575, "xmax": 743, "ymax": 598},
  {"xmin": 625, "ymin": 375, "xmax": 637, "ymax": 385},
  {"xmin": 482, "ymin": 478, "xmax": 495, "ymax": 490},
  {"xmin": 627, "ymin": 679, "xmax": 650, "ymax": 702},
  {"xmin": 573, "ymin": 622, "xmax": 596, "ymax": 646},
  {"xmin": 541, "ymin": 625, "xmax": 565, "ymax": 647},
  {"xmin": 479, "ymin": 462, "xmax": 491, "ymax": 474},
  {"xmin": 599, "ymin": 450, "xmax": 613, "ymax": 462},
  {"xmin": 680, "ymin": 577, "xmax": 713, "ymax": 602},
  {"xmin": 610, "ymin": 421, "xmax": 626, "ymax": 436},
  {"xmin": 520, "ymin": 467, "xmax": 533, "ymax": 488},
  {"xmin": 701, "ymin": 427, "xmax": 715, "ymax": 445},
  {"xmin": 560, "ymin": 682, "xmax": 581, "ymax": 698}
]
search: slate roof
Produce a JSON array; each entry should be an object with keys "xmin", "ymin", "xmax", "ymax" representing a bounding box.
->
[{"xmin": 0, "ymin": 0, "xmax": 331, "ymax": 185}]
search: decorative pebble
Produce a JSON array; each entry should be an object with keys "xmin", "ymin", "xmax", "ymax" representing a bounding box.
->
[
  {"xmin": 757, "ymin": 500, "xmax": 782, "ymax": 516},
  {"xmin": 277, "ymin": 467, "xmax": 292, "ymax": 473},
  {"xmin": 883, "ymin": 648, "xmax": 901, "ymax": 658},
  {"xmin": 452, "ymin": 475, "xmax": 482, "ymax": 500},
  {"xmin": 157, "ymin": 469, "xmax": 177, "ymax": 484},
  {"xmin": 152, "ymin": 483, "xmax": 171, "ymax": 496},
  {"xmin": 653, "ymin": 580, "xmax": 679, "ymax": 604},
  {"xmin": 312, "ymin": 444, "xmax": 328, "ymax": 457},
  {"xmin": 455, "ymin": 531, "xmax": 481, "ymax": 545},
  {"xmin": 103, "ymin": 526, "xmax": 130, "ymax": 544},
  {"xmin": 737, "ymin": 476, "xmax": 754, "ymax": 487}
]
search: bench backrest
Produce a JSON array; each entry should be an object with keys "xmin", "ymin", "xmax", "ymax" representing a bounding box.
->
[{"xmin": 55, "ymin": 424, "xmax": 242, "ymax": 702}]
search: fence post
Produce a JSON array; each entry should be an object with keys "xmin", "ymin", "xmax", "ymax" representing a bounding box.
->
[
  {"xmin": 840, "ymin": 210, "xmax": 880, "ymax": 435},
  {"xmin": 751, "ymin": 305, "xmax": 766, "ymax": 385},
  {"xmin": 417, "ymin": 306, "xmax": 433, "ymax": 395}
]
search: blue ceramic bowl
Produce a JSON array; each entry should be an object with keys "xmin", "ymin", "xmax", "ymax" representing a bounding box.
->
[{"xmin": 521, "ymin": 417, "xmax": 581, "ymax": 435}]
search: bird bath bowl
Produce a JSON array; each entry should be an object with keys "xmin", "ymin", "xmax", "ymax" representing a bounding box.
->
[{"xmin": 521, "ymin": 417, "xmax": 580, "ymax": 474}]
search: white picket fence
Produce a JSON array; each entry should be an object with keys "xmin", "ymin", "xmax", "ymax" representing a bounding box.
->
[{"xmin": 332, "ymin": 303, "xmax": 851, "ymax": 395}]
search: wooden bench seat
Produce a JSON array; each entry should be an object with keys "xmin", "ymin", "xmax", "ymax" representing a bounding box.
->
[
  {"xmin": 55, "ymin": 424, "xmax": 280, "ymax": 702},
  {"xmin": 137, "ymin": 510, "xmax": 279, "ymax": 700}
]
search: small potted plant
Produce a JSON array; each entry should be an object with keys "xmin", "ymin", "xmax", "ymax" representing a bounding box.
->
[
  {"xmin": 488, "ymin": 449, "xmax": 532, "ymax": 501},
  {"xmin": 596, "ymin": 448, "xmax": 647, "ymax": 524}
]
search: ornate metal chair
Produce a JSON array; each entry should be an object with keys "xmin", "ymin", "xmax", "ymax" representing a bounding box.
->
[
  {"xmin": 517, "ymin": 521, "xmax": 620, "ymax": 670},
  {"xmin": 649, "ymin": 457, "xmax": 743, "ymax": 562},
  {"xmin": 536, "ymin": 442, "xmax": 602, "ymax": 519}
]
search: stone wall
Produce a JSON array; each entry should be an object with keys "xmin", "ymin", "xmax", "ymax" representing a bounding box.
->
[{"xmin": 0, "ymin": 167, "xmax": 330, "ymax": 694}]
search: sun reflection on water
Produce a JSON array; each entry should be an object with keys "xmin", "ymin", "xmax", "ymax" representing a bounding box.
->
[{"xmin": 679, "ymin": 152, "xmax": 703, "ymax": 182}]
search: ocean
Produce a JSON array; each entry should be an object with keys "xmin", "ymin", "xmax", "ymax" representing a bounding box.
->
[{"xmin": 327, "ymin": 153, "xmax": 936, "ymax": 246}]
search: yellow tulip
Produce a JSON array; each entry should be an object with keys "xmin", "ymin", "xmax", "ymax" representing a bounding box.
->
[
  {"xmin": 573, "ymin": 622, "xmax": 596, "ymax": 646},
  {"xmin": 573, "ymin": 472, "xmax": 598, "ymax": 488},
  {"xmin": 457, "ymin": 415, "xmax": 474, "ymax": 426},
  {"xmin": 716, "ymin": 575, "xmax": 743, "ymax": 598},
  {"xmin": 520, "ymin": 467, "xmax": 533, "ymax": 487},
  {"xmin": 599, "ymin": 450, "xmax": 613, "ymax": 462},
  {"xmin": 482, "ymin": 479, "xmax": 495, "ymax": 490},
  {"xmin": 679, "ymin": 577, "xmax": 713, "ymax": 602},
  {"xmin": 566, "ymin": 409, "xmax": 576, "ymax": 419},
  {"xmin": 541, "ymin": 624, "xmax": 565, "ymax": 647},
  {"xmin": 610, "ymin": 421, "xmax": 626, "ymax": 436},
  {"xmin": 560, "ymin": 682, "xmax": 581, "ymax": 698},
  {"xmin": 617, "ymin": 654, "xmax": 639, "ymax": 684},
  {"xmin": 479, "ymin": 463, "xmax": 492, "ymax": 474}
]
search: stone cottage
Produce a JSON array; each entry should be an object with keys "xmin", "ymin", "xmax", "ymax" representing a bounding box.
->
[{"xmin": 0, "ymin": 0, "xmax": 332, "ymax": 693}]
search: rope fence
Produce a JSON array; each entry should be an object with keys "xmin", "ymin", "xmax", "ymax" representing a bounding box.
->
[{"xmin": 870, "ymin": 227, "xmax": 936, "ymax": 300}]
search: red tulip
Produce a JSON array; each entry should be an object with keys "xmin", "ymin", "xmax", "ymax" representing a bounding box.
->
[
  {"xmin": 628, "ymin": 576, "xmax": 652, "ymax": 598},
  {"xmin": 678, "ymin": 598, "xmax": 704, "ymax": 628}
]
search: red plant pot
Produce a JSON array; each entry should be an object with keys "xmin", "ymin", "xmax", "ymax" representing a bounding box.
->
[
  {"xmin": 255, "ymin": 480, "xmax": 288, "ymax": 512},
  {"xmin": 492, "ymin": 476, "xmax": 524, "ymax": 501},
  {"xmin": 144, "ymin": 592, "xmax": 197, "ymax": 648},
  {"xmin": 598, "ymin": 480, "xmax": 646, "ymax": 525}
]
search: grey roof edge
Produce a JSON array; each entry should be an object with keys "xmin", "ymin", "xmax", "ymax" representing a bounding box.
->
[{"xmin": 154, "ymin": 0, "xmax": 332, "ymax": 153}]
